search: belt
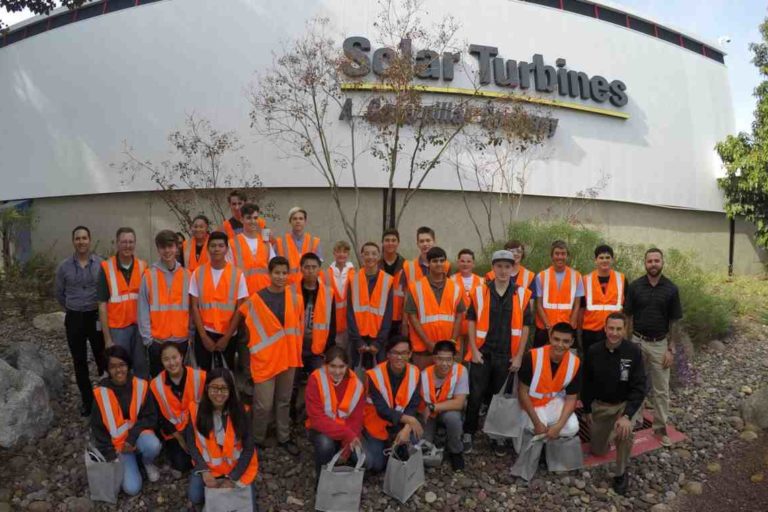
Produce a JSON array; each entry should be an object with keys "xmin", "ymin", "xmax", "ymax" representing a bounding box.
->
[{"xmin": 633, "ymin": 331, "xmax": 667, "ymax": 342}]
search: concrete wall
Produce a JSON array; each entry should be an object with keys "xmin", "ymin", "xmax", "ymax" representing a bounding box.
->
[{"xmin": 30, "ymin": 188, "xmax": 765, "ymax": 275}]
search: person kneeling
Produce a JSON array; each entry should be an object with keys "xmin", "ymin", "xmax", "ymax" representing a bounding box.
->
[
  {"xmin": 363, "ymin": 336, "xmax": 422, "ymax": 473},
  {"xmin": 186, "ymin": 368, "xmax": 259, "ymax": 510},
  {"xmin": 305, "ymin": 346, "xmax": 365, "ymax": 478},
  {"xmin": 91, "ymin": 346, "xmax": 161, "ymax": 496},
  {"xmin": 419, "ymin": 340, "xmax": 468, "ymax": 471},
  {"xmin": 515, "ymin": 323, "xmax": 582, "ymax": 477},
  {"xmin": 149, "ymin": 342, "xmax": 206, "ymax": 474}
]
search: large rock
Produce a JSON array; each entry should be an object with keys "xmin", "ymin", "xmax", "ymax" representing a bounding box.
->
[
  {"xmin": 0, "ymin": 359, "xmax": 53, "ymax": 448},
  {"xmin": 32, "ymin": 311, "xmax": 66, "ymax": 334},
  {"xmin": 0, "ymin": 342, "xmax": 64, "ymax": 394},
  {"xmin": 741, "ymin": 387, "xmax": 768, "ymax": 430}
]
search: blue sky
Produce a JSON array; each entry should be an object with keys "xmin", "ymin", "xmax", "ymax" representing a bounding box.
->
[{"xmin": 1, "ymin": 1, "xmax": 765, "ymax": 133}]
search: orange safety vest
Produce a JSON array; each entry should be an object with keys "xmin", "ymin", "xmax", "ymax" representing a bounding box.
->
[
  {"xmin": 144, "ymin": 266, "xmax": 190, "ymax": 340},
  {"xmin": 350, "ymin": 269, "xmax": 393, "ymax": 338},
  {"xmin": 535, "ymin": 266, "xmax": 582, "ymax": 329},
  {"xmin": 182, "ymin": 238, "xmax": 210, "ymax": 272},
  {"xmin": 241, "ymin": 287, "xmax": 304, "ymax": 383},
  {"xmin": 401, "ymin": 258, "xmax": 451, "ymax": 289},
  {"xmin": 582, "ymin": 270, "xmax": 624, "ymax": 331},
  {"xmin": 408, "ymin": 276, "xmax": 461, "ymax": 352},
  {"xmin": 485, "ymin": 266, "xmax": 534, "ymax": 289},
  {"xmin": 419, "ymin": 363, "xmax": 466, "ymax": 417},
  {"xmin": 149, "ymin": 367, "xmax": 206, "ymax": 438},
  {"xmin": 451, "ymin": 273, "xmax": 482, "ymax": 338},
  {"xmin": 102, "ymin": 256, "xmax": 146, "ymax": 329},
  {"xmin": 528, "ymin": 345, "xmax": 581, "ymax": 407},
  {"xmin": 305, "ymin": 367, "xmax": 364, "ymax": 430},
  {"xmin": 275, "ymin": 232, "xmax": 320, "ymax": 285},
  {"xmin": 221, "ymin": 218, "xmax": 265, "ymax": 241},
  {"xmin": 470, "ymin": 282, "xmax": 532, "ymax": 361},
  {"xmin": 194, "ymin": 263, "xmax": 243, "ymax": 333},
  {"xmin": 93, "ymin": 377, "xmax": 149, "ymax": 452},
  {"xmin": 391, "ymin": 269, "xmax": 405, "ymax": 322},
  {"xmin": 302, "ymin": 276, "xmax": 333, "ymax": 356},
  {"xmin": 327, "ymin": 266, "xmax": 352, "ymax": 334},
  {"xmin": 189, "ymin": 402, "xmax": 259, "ymax": 485},
  {"xmin": 230, "ymin": 234, "xmax": 270, "ymax": 294},
  {"xmin": 363, "ymin": 362, "xmax": 420, "ymax": 440}
]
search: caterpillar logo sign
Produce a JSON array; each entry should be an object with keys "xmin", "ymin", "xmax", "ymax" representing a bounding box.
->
[{"xmin": 341, "ymin": 36, "xmax": 629, "ymax": 118}]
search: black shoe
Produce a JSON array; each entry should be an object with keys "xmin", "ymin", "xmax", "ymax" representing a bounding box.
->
[
  {"xmin": 279, "ymin": 440, "xmax": 300, "ymax": 457},
  {"xmin": 462, "ymin": 433, "xmax": 473, "ymax": 454},
  {"xmin": 492, "ymin": 438, "xmax": 506, "ymax": 457},
  {"xmin": 449, "ymin": 452, "xmax": 465, "ymax": 471},
  {"xmin": 612, "ymin": 472, "xmax": 629, "ymax": 495},
  {"xmin": 80, "ymin": 403, "xmax": 92, "ymax": 417}
]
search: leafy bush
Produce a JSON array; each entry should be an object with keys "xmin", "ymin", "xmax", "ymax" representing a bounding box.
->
[
  {"xmin": 478, "ymin": 220, "xmax": 738, "ymax": 343},
  {"xmin": 0, "ymin": 252, "xmax": 58, "ymax": 315}
]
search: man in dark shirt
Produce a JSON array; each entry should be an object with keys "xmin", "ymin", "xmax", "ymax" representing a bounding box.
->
[
  {"xmin": 463, "ymin": 250, "xmax": 533, "ymax": 455},
  {"xmin": 55, "ymin": 225, "xmax": 105, "ymax": 416},
  {"xmin": 582, "ymin": 312, "xmax": 645, "ymax": 495},
  {"xmin": 624, "ymin": 248, "xmax": 683, "ymax": 446},
  {"xmin": 363, "ymin": 337, "xmax": 422, "ymax": 473}
]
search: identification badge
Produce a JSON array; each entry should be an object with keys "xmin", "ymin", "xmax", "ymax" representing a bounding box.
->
[
  {"xmin": 620, "ymin": 368, "xmax": 629, "ymax": 381},
  {"xmin": 619, "ymin": 359, "xmax": 631, "ymax": 382},
  {"xmin": 95, "ymin": 320, "xmax": 102, "ymax": 332}
]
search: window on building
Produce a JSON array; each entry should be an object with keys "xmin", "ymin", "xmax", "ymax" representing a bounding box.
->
[
  {"xmin": 563, "ymin": 0, "xmax": 595, "ymax": 17},
  {"xmin": 107, "ymin": 0, "xmax": 136, "ymax": 12},
  {"xmin": 656, "ymin": 26, "xmax": 680, "ymax": 45},
  {"xmin": 707, "ymin": 49, "xmax": 725, "ymax": 64},
  {"xmin": 597, "ymin": 7, "xmax": 626, "ymax": 27},
  {"xmin": 76, "ymin": 4, "xmax": 104, "ymax": 21},
  {"xmin": 25, "ymin": 20, "xmax": 48, "ymax": 37},
  {"xmin": 682, "ymin": 37, "xmax": 703, "ymax": 54},
  {"xmin": 49, "ymin": 12, "xmax": 75, "ymax": 29},
  {"xmin": 5, "ymin": 29, "xmax": 26, "ymax": 45},
  {"xmin": 524, "ymin": 0, "xmax": 561, "ymax": 8},
  {"xmin": 628, "ymin": 16, "xmax": 654, "ymax": 36}
]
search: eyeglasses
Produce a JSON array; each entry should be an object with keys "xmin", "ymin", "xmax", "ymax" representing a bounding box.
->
[
  {"xmin": 108, "ymin": 362, "xmax": 128, "ymax": 370},
  {"xmin": 208, "ymin": 386, "xmax": 230, "ymax": 394},
  {"xmin": 389, "ymin": 351, "xmax": 411, "ymax": 359}
]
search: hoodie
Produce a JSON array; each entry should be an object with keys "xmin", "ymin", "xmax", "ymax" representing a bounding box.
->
[{"xmin": 138, "ymin": 261, "xmax": 194, "ymax": 346}]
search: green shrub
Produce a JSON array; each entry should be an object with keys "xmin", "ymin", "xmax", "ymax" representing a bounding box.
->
[
  {"xmin": 0, "ymin": 251, "xmax": 58, "ymax": 315},
  {"xmin": 478, "ymin": 220, "xmax": 738, "ymax": 343}
]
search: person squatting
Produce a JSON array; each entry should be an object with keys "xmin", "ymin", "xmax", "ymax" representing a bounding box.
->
[{"xmin": 55, "ymin": 196, "xmax": 682, "ymax": 510}]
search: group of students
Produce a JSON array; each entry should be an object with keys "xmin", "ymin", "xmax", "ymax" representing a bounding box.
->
[{"xmin": 54, "ymin": 190, "xmax": 683, "ymax": 509}]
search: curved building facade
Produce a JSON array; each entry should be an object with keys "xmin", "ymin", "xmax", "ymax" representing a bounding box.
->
[{"xmin": 0, "ymin": 0, "xmax": 763, "ymax": 272}]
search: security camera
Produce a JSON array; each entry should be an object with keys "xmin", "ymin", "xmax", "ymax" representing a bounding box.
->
[{"xmin": 718, "ymin": 36, "xmax": 732, "ymax": 46}]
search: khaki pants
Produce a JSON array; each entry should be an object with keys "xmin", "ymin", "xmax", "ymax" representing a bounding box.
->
[
  {"xmin": 590, "ymin": 401, "xmax": 642, "ymax": 476},
  {"xmin": 632, "ymin": 335, "xmax": 669, "ymax": 431},
  {"xmin": 252, "ymin": 368, "xmax": 296, "ymax": 444}
]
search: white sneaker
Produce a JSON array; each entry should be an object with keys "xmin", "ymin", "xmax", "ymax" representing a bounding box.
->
[{"xmin": 145, "ymin": 463, "xmax": 160, "ymax": 482}]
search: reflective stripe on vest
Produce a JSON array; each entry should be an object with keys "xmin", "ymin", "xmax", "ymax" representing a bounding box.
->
[
  {"xmin": 317, "ymin": 367, "xmax": 363, "ymax": 421},
  {"xmin": 528, "ymin": 347, "xmax": 578, "ymax": 400},
  {"xmin": 414, "ymin": 280, "xmax": 460, "ymax": 325},
  {"xmin": 370, "ymin": 364, "xmax": 418, "ymax": 412},
  {"xmin": 420, "ymin": 364, "xmax": 461, "ymax": 405},
  {"xmin": 246, "ymin": 292, "xmax": 301, "ymax": 356},
  {"xmin": 541, "ymin": 267, "xmax": 577, "ymax": 310},
  {"xmin": 312, "ymin": 280, "xmax": 334, "ymax": 332},
  {"xmin": 149, "ymin": 268, "xmax": 190, "ymax": 312},
  {"xmin": 233, "ymin": 236, "xmax": 269, "ymax": 277},
  {"xmin": 97, "ymin": 377, "xmax": 146, "ymax": 440},
  {"xmin": 351, "ymin": 272, "xmax": 392, "ymax": 316},
  {"xmin": 585, "ymin": 270, "xmax": 623, "ymax": 312},
  {"xmin": 106, "ymin": 258, "xmax": 145, "ymax": 304},
  {"xmin": 151, "ymin": 369, "xmax": 204, "ymax": 426},
  {"xmin": 196, "ymin": 264, "xmax": 238, "ymax": 312}
]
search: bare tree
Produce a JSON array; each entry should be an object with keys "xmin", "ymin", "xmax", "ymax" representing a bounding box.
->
[
  {"xmin": 116, "ymin": 114, "xmax": 268, "ymax": 234},
  {"xmin": 454, "ymin": 101, "xmax": 556, "ymax": 250},
  {"xmin": 249, "ymin": 17, "xmax": 364, "ymax": 251}
]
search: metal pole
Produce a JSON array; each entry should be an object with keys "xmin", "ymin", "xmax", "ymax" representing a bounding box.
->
[{"xmin": 728, "ymin": 217, "xmax": 735, "ymax": 277}]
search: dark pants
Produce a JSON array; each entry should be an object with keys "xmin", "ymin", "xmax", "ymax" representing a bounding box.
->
[
  {"xmin": 581, "ymin": 329, "xmax": 606, "ymax": 356},
  {"xmin": 308, "ymin": 430, "xmax": 362, "ymax": 478},
  {"xmin": 163, "ymin": 435, "xmax": 192, "ymax": 472},
  {"xmin": 194, "ymin": 330, "xmax": 237, "ymax": 372},
  {"xmin": 350, "ymin": 337, "xmax": 385, "ymax": 370},
  {"xmin": 465, "ymin": 351, "xmax": 513, "ymax": 435},
  {"xmin": 148, "ymin": 340, "xmax": 188, "ymax": 377},
  {"xmin": 65, "ymin": 309, "xmax": 106, "ymax": 408},
  {"xmin": 533, "ymin": 328, "xmax": 549, "ymax": 348}
]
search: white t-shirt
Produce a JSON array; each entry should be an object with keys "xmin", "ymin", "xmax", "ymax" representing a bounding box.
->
[
  {"xmin": 330, "ymin": 261, "xmax": 354, "ymax": 291},
  {"xmin": 189, "ymin": 267, "xmax": 249, "ymax": 299},
  {"xmin": 461, "ymin": 275, "xmax": 474, "ymax": 291},
  {"xmin": 225, "ymin": 235, "xmax": 276, "ymax": 263}
]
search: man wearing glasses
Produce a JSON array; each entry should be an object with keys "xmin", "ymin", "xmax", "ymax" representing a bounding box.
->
[{"xmin": 362, "ymin": 336, "xmax": 422, "ymax": 473}]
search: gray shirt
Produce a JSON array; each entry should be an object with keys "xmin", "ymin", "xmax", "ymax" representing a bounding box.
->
[{"xmin": 55, "ymin": 253, "xmax": 103, "ymax": 312}]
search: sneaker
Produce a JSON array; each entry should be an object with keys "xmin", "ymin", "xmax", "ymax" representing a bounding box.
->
[
  {"xmin": 658, "ymin": 435, "xmax": 672, "ymax": 448},
  {"xmin": 462, "ymin": 433, "xmax": 474, "ymax": 454},
  {"xmin": 612, "ymin": 472, "xmax": 629, "ymax": 495},
  {"xmin": 449, "ymin": 452, "xmax": 465, "ymax": 471},
  {"xmin": 279, "ymin": 440, "xmax": 300, "ymax": 457},
  {"xmin": 493, "ymin": 438, "xmax": 506, "ymax": 457},
  {"xmin": 145, "ymin": 463, "xmax": 160, "ymax": 483}
]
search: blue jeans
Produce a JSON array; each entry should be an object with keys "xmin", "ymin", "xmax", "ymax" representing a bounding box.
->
[
  {"xmin": 111, "ymin": 325, "xmax": 149, "ymax": 379},
  {"xmin": 188, "ymin": 473, "xmax": 259, "ymax": 511},
  {"xmin": 120, "ymin": 431, "xmax": 161, "ymax": 496}
]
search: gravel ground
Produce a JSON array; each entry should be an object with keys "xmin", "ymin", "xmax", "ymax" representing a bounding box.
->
[{"xmin": 1, "ymin": 311, "xmax": 767, "ymax": 512}]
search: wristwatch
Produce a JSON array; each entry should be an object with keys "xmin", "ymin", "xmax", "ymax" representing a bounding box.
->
[{"xmin": 428, "ymin": 403, "xmax": 436, "ymax": 413}]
